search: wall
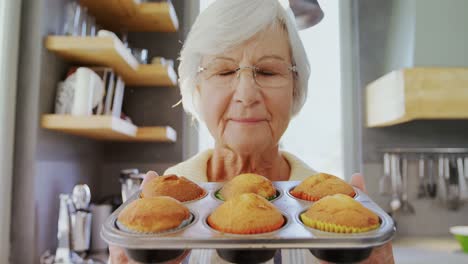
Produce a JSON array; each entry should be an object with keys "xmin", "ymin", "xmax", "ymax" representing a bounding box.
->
[
  {"xmin": 0, "ymin": 0, "xmax": 22, "ymax": 262},
  {"xmin": 413, "ymin": 0, "xmax": 468, "ymax": 67},
  {"xmin": 11, "ymin": 0, "xmax": 199, "ymax": 263},
  {"xmin": 357, "ymin": 0, "xmax": 468, "ymax": 236},
  {"xmin": 12, "ymin": 0, "xmax": 102, "ymax": 262},
  {"xmin": 383, "ymin": 0, "xmax": 415, "ymax": 72}
]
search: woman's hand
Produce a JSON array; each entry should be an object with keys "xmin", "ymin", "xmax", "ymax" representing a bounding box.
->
[
  {"xmin": 109, "ymin": 171, "xmax": 191, "ymax": 264},
  {"xmin": 349, "ymin": 173, "xmax": 395, "ymax": 264},
  {"xmin": 109, "ymin": 245, "xmax": 139, "ymax": 264}
]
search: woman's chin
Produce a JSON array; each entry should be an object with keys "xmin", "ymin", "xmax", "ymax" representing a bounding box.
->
[
  {"xmin": 224, "ymin": 137, "xmax": 272, "ymax": 154},
  {"xmin": 222, "ymin": 125, "xmax": 275, "ymax": 153}
]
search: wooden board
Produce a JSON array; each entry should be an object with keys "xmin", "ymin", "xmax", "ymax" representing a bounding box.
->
[
  {"xmin": 45, "ymin": 36, "xmax": 138, "ymax": 75},
  {"xmin": 41, "ymin": 114, "xmax": 138, "ymax": 140},
  {"xmin": 45, "ymin": 36, "xmax": 177, "ymax": 87},
  {"xmin": 130, "ymin": 126, "xmax": 177, "ymax": 142},
  {"xmin": 366, "ymin": 68, "xmax": 468, "ymax": 127},
  {"xmin": 125, "ymin": 64, "xmax": 177, "ymax": 86},
  {"xmin": 80, "ymin": 0, "xmax": 179, "ymax": 32},
  {"xmin": 42, "ymin": 115, "xmax": 177, "ymax": 142}
]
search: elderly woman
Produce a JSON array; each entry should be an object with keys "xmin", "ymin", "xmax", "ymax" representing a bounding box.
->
[{"xmin": 110, "ymin": 0, "xmax": 394, "ymax": 263}]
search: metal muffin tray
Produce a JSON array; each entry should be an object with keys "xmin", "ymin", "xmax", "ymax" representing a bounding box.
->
[{"xmin": 102, "ymin": 181, "xmax": 395, "ymax": 263}]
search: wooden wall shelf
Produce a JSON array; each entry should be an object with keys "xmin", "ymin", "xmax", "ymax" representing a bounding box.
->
[
  {"xmin": 45, "ymin": 36, "xmax": 177, "ymax": 87},
  {"xmin": 366, "ymin": 68, "xmax": 468, "ymax": 127},
  {"xmin": 125, "ymin": 64, "xmax": 178, "ymax": 86},
  {"xmin": 42, "ymin": 115, "xmax": 176, "ymax": 142},
  {"xmin": 80, "ymin": 0, "xmax": 179, "ymax": 32},
  {"xmin": 129, "ymin": 126, "xmax": 177, "ymax": 142}
]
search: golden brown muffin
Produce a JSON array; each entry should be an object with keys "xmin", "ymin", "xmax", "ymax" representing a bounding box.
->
[
  {"xmin": 141, "ymin": 174, "xmax": 206, "ymax": 202},
  {"xmin": 219, "ymin": 173, "xmax": 276, "ymax": 201},
  {"xmin": 117, "ymin": 196, "xmax": 191, "ymax": 233},
  {"xmin": 207, "ymin": 193, "xmax": 285, "ymax": 234},
  {"xmin": 290, "ymin": 173, "xmax": 355, "ymax": 201},
  {"xmin": 301, "ymin": 194, "xmax": 380, "ymax": 233}
]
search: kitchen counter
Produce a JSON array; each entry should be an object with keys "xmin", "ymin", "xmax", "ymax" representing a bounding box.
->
[{"xmin": 393, "ymin": 236, "xmax": 468, "ymax": 264}]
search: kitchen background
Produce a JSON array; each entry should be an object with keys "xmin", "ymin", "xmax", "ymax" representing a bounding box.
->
[{"xmin": 0, "ymin": 0, "xmax": 467, "ymax": 263}]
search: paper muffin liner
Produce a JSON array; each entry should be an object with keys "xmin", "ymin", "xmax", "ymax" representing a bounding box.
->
[
  {"xmin": 117, "ymin": 213, "xmax": 194, "ymax": 235},
  {"xmin": 214, "ymin": 189, "xmax": 278, "ymax": 202},
  {"xmin": 300, "ymin": 214, "xmax": 380, "ymax": 233},
  {"xmin": 207, "ymin": 216, "xmax": 285, "ymax": 235},
  {"xmin": 290, "ymin": 189, "xmax": 356, "ymax": 202}
]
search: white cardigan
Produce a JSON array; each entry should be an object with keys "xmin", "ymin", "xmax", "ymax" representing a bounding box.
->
[{"xmin": 164, "ymin": 149, "xmax": 320, "ymax": 264}]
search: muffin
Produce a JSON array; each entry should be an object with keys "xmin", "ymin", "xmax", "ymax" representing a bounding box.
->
[
  {"xmin": 141, "ymin": 174, "xmax": 206, "ymax": 202},
  {"xmin": 290, "ymin": 173, "xmax": 355, "ymax": 201},
  {"xmin": 117, "ymin": 196, "xmax": 191, "ymax": 233},
  {"xmin": 208, "ymin": 193, "xmax": 285, "ymax": 234},
  {"xmin": 300, "ymin": 194, "xmax": 380, "ymax": 233},
  {"xmin": 219, "ymin": 173, "xmax": 276, "ymax": 201}
]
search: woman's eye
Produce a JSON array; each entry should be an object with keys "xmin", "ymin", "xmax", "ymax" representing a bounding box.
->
[
  {"xmin": 217, "ymin": 70, "xmax": 236, "ymax": 76},
  {"xmin": 257, "ymin": 70, "xmax": 276, "ymax": 76}
]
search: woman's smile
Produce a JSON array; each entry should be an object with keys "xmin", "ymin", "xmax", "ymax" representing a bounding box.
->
[{"xmin": 228, "ymin": 117, "xmax": 268, "ymax": 124}]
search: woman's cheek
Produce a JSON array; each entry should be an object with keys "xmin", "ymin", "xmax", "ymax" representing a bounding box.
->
[
  {"xmin": 268, "ymin": 90, "xmax": 293, "ymax": 140},
  {"xmin": 200, "ymin": 88, "xmax": 230, "ymax": 138}
]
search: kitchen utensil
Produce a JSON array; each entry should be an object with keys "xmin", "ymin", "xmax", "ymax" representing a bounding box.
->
[
  {"xmin": 456, "ymin": 157, "xmax": 468, "ymax": 201},
  {"xmin": 447, "ymin": 159, "xmax": 460, "ymax": 210},
  {"xmin": 62, "ymin": 1, "xmax": 80, "ymax": 36},
  {"xmin": 438, "ymin": 156, "xmax": 447, "ymax": 203},
  {"xmin": 400, "ymin": 157, "xmax": 415, "ymax": 214},
  {"xmin": 120, "ymin": 169, "xmax": 145, "ymax": 202},
  {"xmin": 79, "ymin": 7, "xmax": 88, "ymax": 37},
  {"xmin": 71, "ymin": 184, "xmax": 92, "ymax": 253},
  {"xmin": 90, "ymin": 203, "xmax": 112, "ymax": 252},
  {"xmin": 131, "ymin": 48, "xmax": 149, "ymax": 64},
  {"xmin": 55, "ymin": 194, "xmax": 80, "ymax": 264},
  {"xmin": 427, "ymin": 158, "xmax": 437, "ymax": 198},
  {"xmin": 417, "ymin": 156, "xmax": 427, "ymax": 199},
  {"xmin": 72, "ymin": 184, "xmax": 91, "ymax": 210},
  {"xmin": 390, "ymin": 154, "xmax": 401, "ymax": 212},
  {"xmin": 289, "ymin": 0, "xmax": 324, "ymax": 30},
  {"xmin": 379, "ymin": 153, "xmax": 392, "ymax": 195},
  {"xmin": 86, "ymin": 15, "xmax": 96, "ymax": 36},
  {"xmin": 464, "ymin": 157, "xmax": 468, "ymax": 180},
  {"xmin": 102, "ymin": 181, "xmax": 395, "ymax": 264}
]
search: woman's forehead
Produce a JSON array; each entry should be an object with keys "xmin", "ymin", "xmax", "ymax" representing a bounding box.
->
[{"xmin": 202, "ymin": 26, "xmax": 291, "ymax": 64}]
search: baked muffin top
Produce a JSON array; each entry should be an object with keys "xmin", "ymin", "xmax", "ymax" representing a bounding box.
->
[
  {"xmin": 290, "ymin": 173, "xmax": 355, "ymax": 201},
  {"xmin": 219, "ymin": 173, "xmax": 276, "ymax": 201},
  {"xmin": 302, "ymin": 194, "xmax": 379, "ymax": 229},
  {"xmin": 118, "ymin": 196, "xmax": 191, "ymax": 233},
  {"xmin": 141, "ymin": 174, "xmax": 206, "ymax": 202},
  {"xmin": 208, "ymin": 193, "xmax": 285, "ymax": 234}
]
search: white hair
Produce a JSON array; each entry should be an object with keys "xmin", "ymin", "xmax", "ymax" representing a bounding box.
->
[{"xmin": 178, "ymin": 0, "xmax": 310, "ymax": 121}]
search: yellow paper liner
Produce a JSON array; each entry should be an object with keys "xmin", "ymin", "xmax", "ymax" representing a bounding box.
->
[
  {"xmin": 207, "ymin": 216, "xmax": 285, "ymax": 235},
  {"xmin": 300, "ymin": 214, "xmax": 379, "ymax": 233},
  {"xmin": 290, "ymin": 190, "xmax": 356, "ymax": 202}
]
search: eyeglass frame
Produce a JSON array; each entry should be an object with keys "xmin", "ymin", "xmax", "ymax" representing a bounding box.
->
[{"xmin": 196, "ymin": 60, "xmax": 298, "ymax": 88}]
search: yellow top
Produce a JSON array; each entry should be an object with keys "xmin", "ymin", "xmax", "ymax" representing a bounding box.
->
[{"xmin": 164, "ymin": 149, "xmax": 317, "ymax": 182}]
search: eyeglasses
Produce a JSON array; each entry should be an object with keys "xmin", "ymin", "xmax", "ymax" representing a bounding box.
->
[{"xmin": 197, "ymin": 58, "xmax": 297, "ymax": 89}]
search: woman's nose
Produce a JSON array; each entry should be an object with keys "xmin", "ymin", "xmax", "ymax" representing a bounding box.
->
[{"xmin": 232, "ymin": 69, "xmax": 261, "ymax": 106}]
